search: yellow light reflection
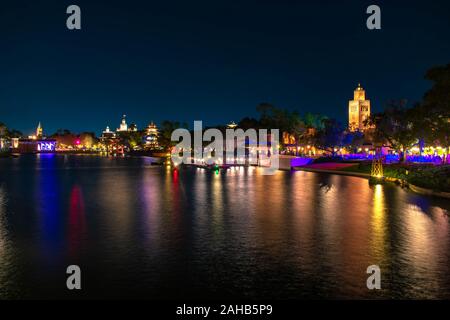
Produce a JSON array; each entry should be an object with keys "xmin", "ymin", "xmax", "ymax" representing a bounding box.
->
[
  {"xmin": 371, "ymin": 184, "xmax": 386, "ymax": 261},
  {"xmin": 0, "ymin": 186, "xmax": 6, "ymax": 257},
  {"xmin": 0, "ymin": 186, "xmax": 11, "ymax": 289},
  {"xmin": 211, "ymin": 172, "xmax": 224, "ymax": 238}
]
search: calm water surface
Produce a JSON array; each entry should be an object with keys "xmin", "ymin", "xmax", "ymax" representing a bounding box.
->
[{"xmin": 0, "ymin": 155, "xmax": 449, "ymax": 299}]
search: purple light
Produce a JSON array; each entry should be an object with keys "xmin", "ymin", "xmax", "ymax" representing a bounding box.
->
[
  {"xmin": 290, "ymin": 157, "xmax": 314, "ymax": 167},
  {"xmin": 37, "ymin": 141, "xmax": 56, "ymax": 152},
  {"xmin": 342, "ymin": 154, "xmax": 442, "ymax": 164},
  {"xmin": 343, "ymin": 154, "xmax": 375, "ymax": 160},
  {"xmin": 406, "ymin": 155, "xmax": 442, "ymax": 164}
]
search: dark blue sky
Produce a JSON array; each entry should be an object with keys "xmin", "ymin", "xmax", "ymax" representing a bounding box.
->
[{"xmin": 1, "ymin": 0, "xmax": 449, "ymax": 135}]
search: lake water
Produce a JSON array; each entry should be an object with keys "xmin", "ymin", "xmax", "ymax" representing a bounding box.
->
[{"xmin": 0, "ymin": 154, "xmax": 449, "ymax": 299}]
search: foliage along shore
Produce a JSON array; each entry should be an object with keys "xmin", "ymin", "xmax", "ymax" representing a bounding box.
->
[{"xmin": 341, "ymin": 162, "xmax": 450, "ymax": 193}]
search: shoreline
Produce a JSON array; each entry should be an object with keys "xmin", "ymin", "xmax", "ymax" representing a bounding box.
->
[{"xmin": 293, "ymin": 166, "xmax": 450, "ymax": 200}]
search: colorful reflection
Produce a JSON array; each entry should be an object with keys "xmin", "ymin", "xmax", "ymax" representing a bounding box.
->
[
  {"xmin": 371, "ymin": 184, "xmax": 387, "ymax": 262},
  {"xmin": 0, "ymin": 186, "xmax": 6, "ymax": 259},
  {"xmin": 35, "ymin": 160, "xmax": 61, "ymax": 259},
  {"xmin": 0, "ymin": 185, "xmax": 14, "ymax": 295},
  {"xmin": 0, "ymin": 155, "xmax": 449, "ymax": 299},
  {"xmin": 37, "ymin": 141, "xmax": 56, "ymax": 152},
  {"xmin": 68, "ymin": 185, "xmax": 87, "ymax": 259}
]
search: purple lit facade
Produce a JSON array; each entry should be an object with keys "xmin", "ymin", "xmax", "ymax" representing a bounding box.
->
[
  {"xmin": 37, "ymin": 141, "xmax": 56, "ymax": 152},
  {"xmin": 12, "ymin": 139, "xmax": 57, "ymax": 153},
  {"xmin": 342, "ymin": 154, "xmax": 444, "ymax": 164}
]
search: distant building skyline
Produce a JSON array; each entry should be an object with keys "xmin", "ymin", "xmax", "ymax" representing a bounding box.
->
[{"xmin": 0, "ymin": 80, "xmax": 429, "ymax": 138}]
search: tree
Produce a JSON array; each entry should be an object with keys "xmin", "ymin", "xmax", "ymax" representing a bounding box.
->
[
  {"xmin": 256, "ymin": 103, "xmax": 275, "ymax": 127},
  {"xmin": 303, "ymin": 112, "xmax": 327, "ymax": 130},
  {"xmin": 0, "ymin": 122, "xmax": 7, "ymax": 138},
  {"xmin": 116, "ymin": 131, "xmax": 145, "ymax": 150},
  {"xmin": 79, "ymin": 132, "xmax": 98, "ymax": 149},
  {"xmin": 421, "ymin": 63, "xmax": 450, "ymax": 161},
  {"xmin": 367, "ymin": 100, "xmax": 416, "ymax": 162},
  {"xmin": 7, "ymin": 129, "xmax": 23, "ymax": 138},
  {"xmin": 159, "ymin": 121, "xmax": 189, "ymax": 152},
  {"xmin": 50, "ymin": 130, "xmax": 77, "ymax": 147},
  {"xmin": 255, "ymin": 103, "xmax": 306, "ymax": 152},
  {"xmin": 238, "ymin": 117, "xmax": 260, "ymax": 130},
  {"xmin": 0, "ymin": 123, "xmax": 22, "ymax": 139},
  {"xmin": 315, "ymin": 118, "xmax": 344, "ymax": 155},
  {"xmin": 423, "ymin": 64, "xmax": 450, "ymax": 116},
  {"xmin": 342, "ymin": 131, "xmax": 365, "ymax": 153},
  {"xmin": 288, "ymin": 112, "xmax": 306, "ymax": 155},
  {"xmin": 256, "ymin": 103, "xmax": 292, "ymax": 132}
]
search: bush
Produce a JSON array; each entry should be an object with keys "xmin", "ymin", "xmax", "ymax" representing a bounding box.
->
[
  {"xmin": 406, "ymin": 165, "xmax": 450, "ymax": 192},
  {"xmin": 343, "ymin": 162, "xmax": 450, "ymax": 192}
]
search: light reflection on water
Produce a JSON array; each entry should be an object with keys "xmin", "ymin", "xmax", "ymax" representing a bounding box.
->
[
  {"xmin": 0, "ymin": 186, "xmax": 7, "ymax": 276},
  {"xmin": 0, "ymin": 155, "xmax": 449, "ymax": 299}
]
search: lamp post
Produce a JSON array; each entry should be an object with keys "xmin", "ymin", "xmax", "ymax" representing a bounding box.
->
[{"xmin": 370, "ymin": 145, "xmax": 384, "ymax": 185}]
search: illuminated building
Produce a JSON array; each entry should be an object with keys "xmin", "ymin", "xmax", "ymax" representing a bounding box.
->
[
  {"xmin": 282, "ymin": 132, "xmax": 296, "ymax": 145},
  {"xmin": 227, "ymin": 121, "xmax": 238, "ymax": 129},
  {"xmin": 348, "ymin": 83, "xmax": 371, "ymax": 132},
  {"xmin": 100, "ymin": 126, "xmax": 116, "ymax": 141},
  {"xmin": 282, "ymin": 132, "xmax": 297, "ymax": 154},
  {"xmin": 0, "ymin": 138, "xmax": 6, "ymax": 150},
  {"xmin": 11, "ymin": 138, "xmax": 19, "ymax": 149},
  {"xmin": 145, "ymin": 122, "xmax": 159, "ymax": 149},
  {"xmin": 99, "ymin": 125, "xmax": 121, "ymax": 154},
  {"xmin": 28, "ymin": 122, "xmax": 44, "ymax": 140},
  {"xmin": 116, "ymin": 115, "xmax": 138, "ymax": 132},
  {"xmin": 13, "ymin": 139, "xmax": 56, "ymax": 153},
  {"xmin": 117, "ymin": 115, "xmax": 128, "ymax": 132},
  {"xmin": 282, "ymin": 128, "xmax": 317, "ymax": 155},
  {"xmin": 129, "ymin": 123, "xmax": 138, "ymax": 132},
  {"xmin": 37, "ymin": 141, "xmax": 56, "ymax": 152},
  {"xmin": 36, "ymin": 122, "xmax": 43, "ymax": 138}
]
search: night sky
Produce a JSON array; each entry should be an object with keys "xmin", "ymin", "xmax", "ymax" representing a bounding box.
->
[{"xmin": 1, "ymin": 0, "xmax": 449, "ymax": 135}]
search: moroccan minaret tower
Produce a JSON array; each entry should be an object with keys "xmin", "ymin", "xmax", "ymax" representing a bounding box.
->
[{"xmin": 348, "ymin": 83, "xmax": 371, "ymax": 132}]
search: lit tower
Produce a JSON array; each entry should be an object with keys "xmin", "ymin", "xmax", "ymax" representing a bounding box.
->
[
  {"xmin": 348, "ymin": 83, "xmax": 371, "ymax": 132},
  {"xmin": 145, "ymin": 121, "xmax": 159, "ymax": 149},
  {"xmin": 117, "ymin": 115, "xmax": 128, "ymax": 132},
  {"xmin": 36, "ymin": 122, "xmax": 43, "ymax": 138},
  {"xmin": 227, "ymin": 121, "xmax": 238, "ymax": 129}
]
